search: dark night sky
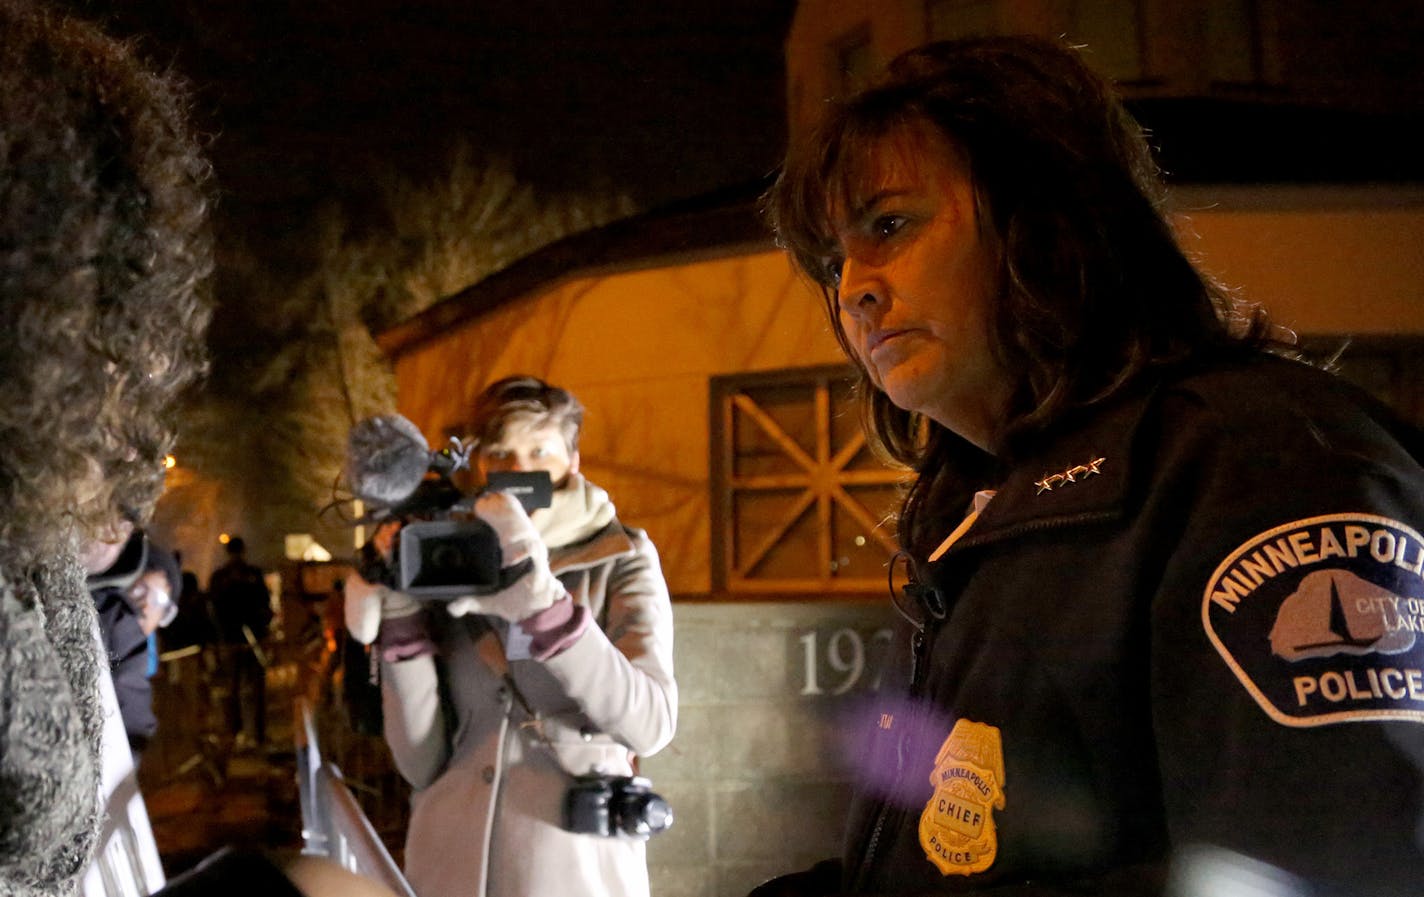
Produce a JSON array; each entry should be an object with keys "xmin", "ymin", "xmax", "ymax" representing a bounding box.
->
[
  {"xmin": 50, "ymin": 0, "xmax": 800, "ymax": 413},
  {"xmin": 62, "ymin": 0, "xmax": 796, "ymax": 271}
]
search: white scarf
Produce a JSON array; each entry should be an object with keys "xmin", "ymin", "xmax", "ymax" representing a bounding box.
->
[{"xmin": 530, "ymin": 473, "xmax": 617, "ymax": 550}]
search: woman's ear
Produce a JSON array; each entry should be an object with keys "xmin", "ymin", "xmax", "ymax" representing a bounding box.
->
[{"xmin": 569, "ymin": 450, "xmax": 581, "ymax": 476}]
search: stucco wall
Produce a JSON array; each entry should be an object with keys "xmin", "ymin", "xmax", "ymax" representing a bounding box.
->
[{"xmin": 642, "ymin": 600, "xmax": 896, "ymax": 896}]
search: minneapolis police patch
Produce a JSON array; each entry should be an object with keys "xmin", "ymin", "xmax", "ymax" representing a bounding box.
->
[{"xmin": 1204, "ymin": 513, "xmax": 1424, "ymax": 727}]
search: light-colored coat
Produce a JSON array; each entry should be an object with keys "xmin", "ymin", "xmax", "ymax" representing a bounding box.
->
[{"xmin": 383, "ymin": 512, "xmax": 677, "ymax": 897}]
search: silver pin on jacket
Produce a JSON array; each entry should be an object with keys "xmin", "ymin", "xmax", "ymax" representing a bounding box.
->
[{"xmin": 1035, "ymin": 457, "xmax": 1106, "ymax": 494}]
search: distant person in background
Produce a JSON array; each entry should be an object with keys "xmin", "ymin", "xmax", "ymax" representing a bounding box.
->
[
  {"xmin": 180, "ymin": 568, "xmax": 202, "ymax": 609},
  {"xmin": 86, "ymin": 527, "xmax": 181, "ymax": 755},
  {"xmin": 1, "ymin": 3, "xmax": 393, "ymax": 894},
  {"xmin": 163, "ymin": 551, "xmax": 216, "ymax": 653},
  {"xmin": 208, "ymin": 535, "xmax": 273, "ymax": 750}
]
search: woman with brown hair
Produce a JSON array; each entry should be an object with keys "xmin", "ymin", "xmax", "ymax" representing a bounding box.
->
[{"xmin": 757, "ymin": 35, "xmax": 1424, "ymax": 897}]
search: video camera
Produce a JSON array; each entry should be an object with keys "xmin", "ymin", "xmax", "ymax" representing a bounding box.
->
[{"xmin": 346, "ymin": 414, "xmax": 552, "ymax": 600}]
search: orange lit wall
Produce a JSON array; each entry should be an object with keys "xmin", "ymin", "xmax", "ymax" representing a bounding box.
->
[
  {"xmin": 1173, "ymin": 185, "xmax": 1424, "ymax": 335},
  {"xmin": 392, "ymin": 249, "xmax": 844, "ymax": 595}
]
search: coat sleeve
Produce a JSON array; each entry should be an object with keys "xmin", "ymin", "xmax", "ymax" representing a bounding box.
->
[
  {"xmin": 96, "ymin": 594, "xmax": 157, "ymax": 744},
  {"xmin": 517, "ymin": 531, "xmax": 678, "ymax": 757},
  {"xmin": 0, "ymin": 583, "xmax": 101, "ymax": 890},
  {"xmin": 1144, "ymin": 385, "xmax": 1424, "ymax": 897},
  {"xmin": 380, "ymin": 650, "xmax": 449, "ymax": 789}
]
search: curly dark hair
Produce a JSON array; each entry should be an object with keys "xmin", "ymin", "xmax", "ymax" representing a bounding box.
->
[
  {"xmin": 0, "ymin": 0, "xmax": 213, "ymax": 571},
  {"xmin": 769, "ymin": 36, "xmax": 1280, "ymax": 556}
]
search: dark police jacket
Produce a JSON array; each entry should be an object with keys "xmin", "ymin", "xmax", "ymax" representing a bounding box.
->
[{"xmin": 837, "ymin": 355, "xmax": 1424, "ymax": 896}]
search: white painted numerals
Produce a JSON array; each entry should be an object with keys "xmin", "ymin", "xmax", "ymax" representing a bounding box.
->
[{"xmin": 799, "ymin": 627, "xmax": 893, "ymax": 696}]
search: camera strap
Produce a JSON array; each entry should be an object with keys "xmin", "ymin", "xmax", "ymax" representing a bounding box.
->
[
  {"xmin": 459, "ymin": 617, "xmax": 670, "ymax": 840},
  {"xmin": 503, "ymin": 673, "xmax": 596, "ymax": 789},
  {"xmin": 461, "ymin": 615, "xmax": 572, "ymax": 775}
]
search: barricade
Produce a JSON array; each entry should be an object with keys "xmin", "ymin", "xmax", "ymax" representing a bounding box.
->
[{"xmin": 294, "ymin": 697, "xmax": 416, "ymax": 897}]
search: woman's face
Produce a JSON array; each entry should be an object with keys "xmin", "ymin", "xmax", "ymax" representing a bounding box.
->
[
  {"xmin": 476, "ymin": 418, "xmax": 579, "ymax": 487},
  {"xmin": 827, "ymin": 125, "xmax": 1011, "ymax": 451}
]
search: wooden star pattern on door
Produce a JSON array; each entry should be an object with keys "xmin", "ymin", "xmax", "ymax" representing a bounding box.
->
[{"xmin": 711, "ymin": 366, "xmax": 908, "ymax": 596}]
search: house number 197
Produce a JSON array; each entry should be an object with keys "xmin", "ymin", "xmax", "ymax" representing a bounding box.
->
[{"xmin": 799, "ymin": 627, "xmax": 893, "ymax": 696}]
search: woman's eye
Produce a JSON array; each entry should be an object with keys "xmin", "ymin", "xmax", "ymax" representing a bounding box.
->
[
  {"xmin": 820, "ymin": 256, "xmax": 843, "ymax": 288},
  {"xmin": 872, "ymin": 215, "xmax": 907, "ymax": 239}
]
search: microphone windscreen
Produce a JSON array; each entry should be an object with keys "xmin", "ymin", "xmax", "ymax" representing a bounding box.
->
[{"xmin": 346, "ymin": 414, "xmax": 432, "ymax": 506}]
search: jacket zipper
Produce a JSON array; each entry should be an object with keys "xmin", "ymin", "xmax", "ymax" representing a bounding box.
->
[
  {"xmin": 852, "ymin": 620, "xmax": 939, "ymax": 891},
  {"xmin": 851, "ymin": 510, "xmax": 1114, "ymax": 890}
]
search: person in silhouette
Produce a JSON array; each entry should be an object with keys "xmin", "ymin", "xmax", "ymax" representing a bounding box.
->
[
  {"xmin": 209, "ymin": 535, "xmax": 273, "ymax": 749},
  {"xmin": 755, "ymin": 34, "xmax": 1424, "ymax": 897}
]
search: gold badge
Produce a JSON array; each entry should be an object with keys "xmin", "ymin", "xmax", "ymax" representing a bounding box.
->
[{"xmin": 918, "ymin": 719, "xmax": 1005, "ymax": 876}]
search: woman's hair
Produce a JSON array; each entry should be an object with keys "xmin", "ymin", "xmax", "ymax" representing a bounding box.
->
[
  {"xmin": 0, "ymin": 1, "xmax": 213, "ymax": 571},
  {"xmin": 469, "ymin": 375, "xmax": 585, "ymax": 455},
  {"xmin": 769, "ymin": 35, "xmax": 1277, "ymax": 556}
]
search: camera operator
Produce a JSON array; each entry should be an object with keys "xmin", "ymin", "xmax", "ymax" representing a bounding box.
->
[
  {"xmin": 85, "ymin": 525, "xmax": 182, "ymax": 757},
  {"xmin": 345, "ymin": 376, "xmax": 678, "ymax": 897}
]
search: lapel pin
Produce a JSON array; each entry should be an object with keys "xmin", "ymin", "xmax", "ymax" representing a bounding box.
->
[{"xmin": 1035, "ymin": 457, "xmax": 1106, "ymax": 495}]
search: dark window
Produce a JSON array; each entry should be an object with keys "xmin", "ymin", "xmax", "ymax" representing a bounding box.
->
[
  {"xmin": 1207, "ymin": 0, "xmax": 1267, "ymax": 86},
  {"xmin": 1068, "ymin": 0, "xmax": 1147, "ymax": 83}
]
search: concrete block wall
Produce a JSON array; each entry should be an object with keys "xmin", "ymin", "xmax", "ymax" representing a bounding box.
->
[{"xmin": 643, "ymin": 600, "xmax": 897, "ymax": 897}]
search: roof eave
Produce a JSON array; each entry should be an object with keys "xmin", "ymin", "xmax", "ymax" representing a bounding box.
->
[{"xmin": 377, "ymin": 181, "xmax": 777, "ymax": 359}]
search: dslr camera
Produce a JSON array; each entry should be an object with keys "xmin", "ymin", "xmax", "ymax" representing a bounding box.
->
[{"xmin": 563, "ymin": 773, "xmax": 673, "ymax": 840}]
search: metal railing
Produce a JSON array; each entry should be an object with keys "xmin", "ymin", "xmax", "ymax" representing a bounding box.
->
[
  {"xmin": 294, "ymin": 697, "xmax": 417, "ymax": 897},
  {"xmin": 83, "ymin": 769, "xmax": 165, "ymax": 897}
]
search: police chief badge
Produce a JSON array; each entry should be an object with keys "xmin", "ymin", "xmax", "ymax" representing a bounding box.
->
[{"xmin": 918, "ymin": 719, "xmax": 1006, "ymax": 876}]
